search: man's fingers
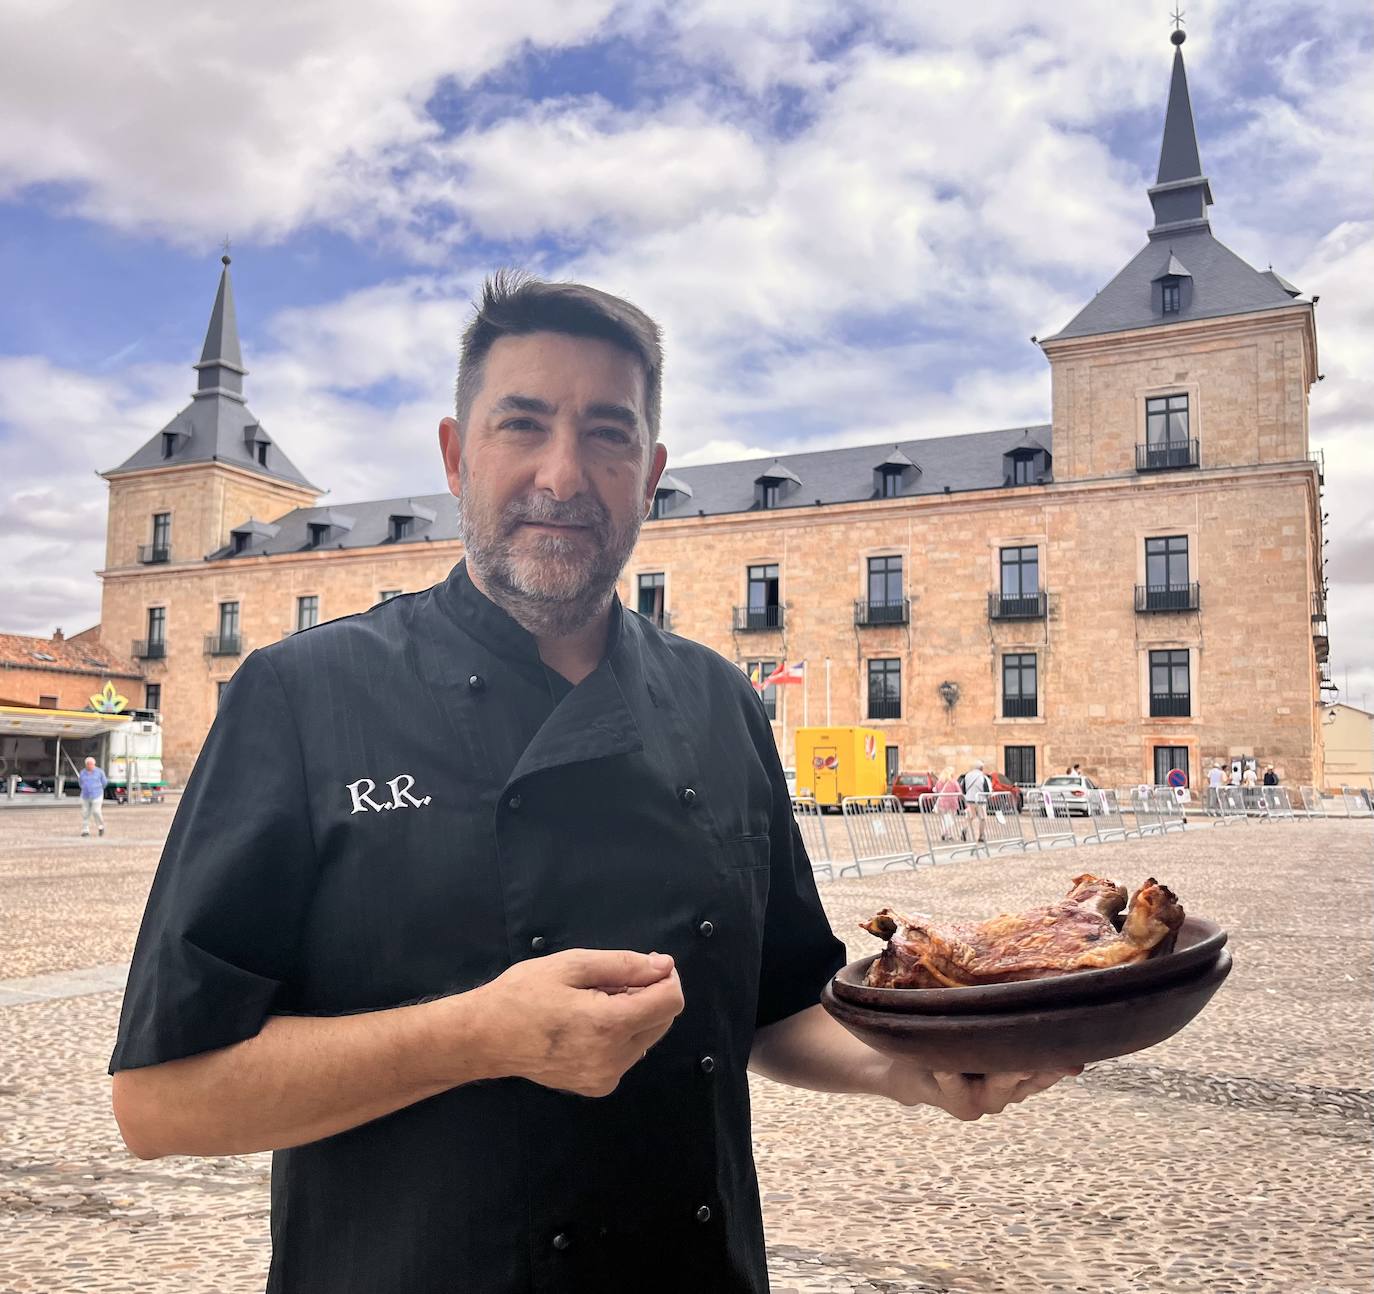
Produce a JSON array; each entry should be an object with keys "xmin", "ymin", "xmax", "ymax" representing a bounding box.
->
[
  {"xmin": 558, "ymin": 948, "xmax": 675, "ymax": 990},
  {"xmin": 930, "ymin": 1071, "xmax": 984, "ymax": 1121},
  {"xmin": 1007, "ymin": 1069, "xmax": 1079, "ymax": 1103},
  {"xmin": 599, "ymin": 968, "xmax": 684, "ymax": 1030}
]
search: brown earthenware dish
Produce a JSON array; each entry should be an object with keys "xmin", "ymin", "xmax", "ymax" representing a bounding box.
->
[
  {"xmin": 831, "ymin": 915, "xmax": 1226, "ymax": 1015},
  {"xmin": 821, "ymin": 946, "xmax": 1232, "ymax": 1073}
]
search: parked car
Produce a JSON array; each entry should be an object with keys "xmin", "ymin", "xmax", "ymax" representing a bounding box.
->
[
  {"xmin": 1037, "ymin": 773, "xmax": 1100, "ymax": 816},
  {"xmin": 889, "ymin": 770, "xmax": 1022, "ymax": 811}
]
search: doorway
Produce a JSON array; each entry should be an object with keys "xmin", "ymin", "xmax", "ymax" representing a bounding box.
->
[{"xmin": 1153, "ymin": 746, "xmax": 1190, "ymax": 787}]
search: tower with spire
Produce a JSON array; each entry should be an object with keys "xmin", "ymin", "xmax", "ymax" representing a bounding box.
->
[{"xmin": 1039, "ymin": 27, "xmax": 1317, "ymax": 483}]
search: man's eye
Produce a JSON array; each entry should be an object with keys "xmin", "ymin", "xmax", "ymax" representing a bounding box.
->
[
  {"xmin": 501, "ymin": 419, "xmax": 542, "ymax": 432},
  {"xmin": 593, "ymin": 427, "xmax": 631, "ymax": 444}
]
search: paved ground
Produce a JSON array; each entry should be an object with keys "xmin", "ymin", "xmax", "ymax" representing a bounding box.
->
[{"xmin": 1, "ymin": 801, "xmax": 1370, "ymax": 1293}]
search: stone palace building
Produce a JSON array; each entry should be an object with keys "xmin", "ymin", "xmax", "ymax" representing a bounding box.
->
[{"xmin": 96, "ymin": 33, "xmax": 1331, "ymax": 789}]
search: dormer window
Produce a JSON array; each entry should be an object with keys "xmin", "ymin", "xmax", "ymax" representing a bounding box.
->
[
  {"xmin": 307, "ymin": 522, "xmax": 329, "ymax": 547},
  {"xmin": 879, "ymin": 471, "xmax": 900, "ymax": 498},
  {"xmin": 1161, "ymin": 278, "xmax": 1181, "ymax": 313},
  {"xmin": 872, "ymin": 447, "xmax": 918, "ymax": 499},
  {"xmin": 256, "ymin": 441, "xmax": 269, "ymax": 466},
  {"xmin": 390, "ymin": 515, "xmax": 413, "ymax": 542},
  {"xmin": 1013, "ymin": 456, "xmax": 1035, "ymax": 485},
  {"xmin": 161, "ymin": 431, "xmax": 178, "ymax": 459},
  {"xmin": 1003, "ymin": 439, "xmax": 1051, "ymax": 487},
  {"xmin": 650, "ymin": 472, "xmax": 694, "ymax": 520},
  {"xmin": 1152, "ymin": 253, "xmax": 1192, "ymax": 317},
  {"xmin": 753, "ymin": 460, "xmax": 801, "ymax": 510},
  {"xmin": 231, "ymin": 531, "xmax": 249, "ymax": 555}
]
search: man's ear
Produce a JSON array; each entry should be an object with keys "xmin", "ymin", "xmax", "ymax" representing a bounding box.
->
[
  {"xmin": 439, "ymin": 418, "xmax": 463, "ymax": 497},
  {"xmin": 643, "ymin": 440, "xmax": 669, "ymax": 515}
]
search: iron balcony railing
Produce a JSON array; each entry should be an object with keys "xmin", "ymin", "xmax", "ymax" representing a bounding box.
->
[
  {"xmin": 204, "ymin": 633, "xmax": 242, "ymax": 657},
  {"xmin": 734, "ymin": 605, "xmax": 784, "ymax": 631},
  {"xmin": 1311, "ymin": 591, "xmax": 1327, "ymax": 624},
  {"xmin": 133, "ymin": 639, "xmax": 167, "ymax": 660},
  {"xmin": 1135, "ymin": 583, "xmax": 1200, "ymax": 613},
  {"xmin": 1150, "ymin": 692, "xmax": 1191, "ymax": 717},
  {"xmin": 1135, "ymin": 439, "xmax": 1199, "ymax": 472},
  {"xmin": 1002, "ymin": 696, "xmax": 1038, "ymax": 718},
  {"xmin": 867, "ymin": 698, "xmax": 902, "ymax": 719},
  {"xmin": 137, "ymin": 544, "xmax": 171, "ymax": 564},
  {"xmin": 988, "ymin": 591, "xmax": 1047, "ymax": 621},
  {"xmin": 855, "ymin": 598, "xmax": 910, "ymax": 627}
]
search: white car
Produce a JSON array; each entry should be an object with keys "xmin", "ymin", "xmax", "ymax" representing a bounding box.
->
[
  {"xmin": 1038, "ymin": 774, "xmax": 1100, "ymax": 816},
  {"xmin": 783, "ymin": 767, "xmax": 797, "ymax": 798}
]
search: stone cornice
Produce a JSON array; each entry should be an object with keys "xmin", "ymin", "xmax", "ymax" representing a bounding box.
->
[{"xmin": 100, "ymin": 458, "xmax": 322, "ymax": 499}]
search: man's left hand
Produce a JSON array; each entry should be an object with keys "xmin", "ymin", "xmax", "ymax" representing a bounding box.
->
[{"xmin": 881, "ymin": 1063, "xmax": 1083, "ymax": 1121}]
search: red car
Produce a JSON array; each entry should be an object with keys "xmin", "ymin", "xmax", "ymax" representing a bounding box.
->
[{"xmin": 889, "ymin": 770, "xmax": 1023, "ymax": 812}]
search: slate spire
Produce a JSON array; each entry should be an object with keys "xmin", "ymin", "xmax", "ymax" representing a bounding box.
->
[
  {"xmin": 193, "ymin": 254, "xmax": 248, "ymax": 402},
  {"xmin": 1147, "ymin": 30, "xmax": 1214, "ymax": 239}
]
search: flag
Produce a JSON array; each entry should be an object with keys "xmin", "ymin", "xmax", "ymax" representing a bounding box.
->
[
  {"xmin": 764, "ymin": 661, "xmax": 806, "ymax": 686},
  {"xmin": 748, "ymin": 664, "xmax": 764, "ymax": 691}
]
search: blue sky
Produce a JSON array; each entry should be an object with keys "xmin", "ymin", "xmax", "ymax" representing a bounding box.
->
[{"xmin": 1, "ymin": 0, "xmax": 1371, "ymax": 702}]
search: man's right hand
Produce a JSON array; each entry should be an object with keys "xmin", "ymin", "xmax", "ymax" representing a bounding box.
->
[{"xmin": 471, "ymin": 949, "xmax": 685, "ymax": 1097}]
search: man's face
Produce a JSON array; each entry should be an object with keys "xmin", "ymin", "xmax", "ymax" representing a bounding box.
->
[
  {"xmin": 84, "ymin": 759, "xmax": 95, "ymax": 769},
  {"xmin": 439, "ymin": 331, "xmax": 667, "ymax": 636}
]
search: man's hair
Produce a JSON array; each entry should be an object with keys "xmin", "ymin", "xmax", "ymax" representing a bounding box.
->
[{"xmin": 455, "ymin": 270, "xmax": 663, "ymax": 445}]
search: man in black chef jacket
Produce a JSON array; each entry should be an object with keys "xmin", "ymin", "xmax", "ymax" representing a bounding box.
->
[{"xmin": 111, "ymin": 273, "xmax": 1076, "ymax": 1293}]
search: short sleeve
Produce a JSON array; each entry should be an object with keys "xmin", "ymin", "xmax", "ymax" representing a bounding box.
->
[
  {"xmin": 109, "ymin": 649, "xmax": 319, "ymax": 1073},
  {"xmin": 740, "ymin": 686, "xmax": 846, "ymax": 1030}
]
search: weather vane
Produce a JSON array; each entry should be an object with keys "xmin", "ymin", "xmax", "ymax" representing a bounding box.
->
[
  {"xmin": 220, "ymin": 235, "xmax": 232, "ymax": 264},
  {"xmin": 1170, "ymin": 6, "xmax": 1185, "ymax": 31}
]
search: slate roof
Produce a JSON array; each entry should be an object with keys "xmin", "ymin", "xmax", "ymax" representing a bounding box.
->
[
  {"xmin": 1045, "ymin": 227, "xmax": 1302, "ymax": 341},
  {"xmin": 0, "ymin": 633, "xmax": 142, "ymax": 679},
  {"xmin": 217, "ymin": 427, "xmax": 1054, "ymax": 558},
  {"xmin": 104, "ymin": 260, "xmax": 319, "ymax": 492}
]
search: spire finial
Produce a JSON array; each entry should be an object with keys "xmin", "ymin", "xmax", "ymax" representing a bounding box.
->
[
  {"xmin": 1170, "ymin": 6, "xmax": 1186, "ymax": 44},
  {"xmin": 220, "ymin": 235, "xmax": 232, "ymax": 267}
]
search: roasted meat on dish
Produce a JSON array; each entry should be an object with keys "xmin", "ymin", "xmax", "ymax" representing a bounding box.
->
[{"xmin": 862, "ymin": 874, "xmax": 1185, "ymax": 988}]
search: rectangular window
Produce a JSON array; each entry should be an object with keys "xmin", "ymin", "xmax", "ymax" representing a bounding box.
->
[
  {"xmin": 1013, "ymin": 456, "xmax": 1034, "ymax": 485},
  {"xmin": 637, "ymin": 573, "xmax": 666, "ymax": 627},
  {"xmin": 1149, "ymin": 649, "xmax": 1191, "ymax": 716},
  {"xmin": 145, "ymin": 683, "xmax": 161, "ymax": 712},
  {"xmin": 161, "ymin": 432, "xmax": 177, "ymax": 459},
  {"xmin": 867, "ymin": 658, "xmax": 901, "ymax": 719},
  {"xmin": 218, "ymin": 601, "xmax": 240, "ymax": 642},
  {"xmin": 307, "ymin": 523, "xmax": 329, "ymax": 548},
  {"xmin": 1154, "ymin": 745, "xmax": 1190, "ymax": 787},
  {"xmin": 389, "ymin": 516, "xmax": 412, "ymax": 542},
  {"xmin": 759, "ymin": 481, "xmax": 780, "ymax": 509},
  {"xmin": 379, "ymin": 589, "xmax": 402, "ymax": 601},
  {"xmin": 256, "ymin": 441, "xmax": 269, "ymax": 466},
  {"xmin": 151, "ymin": 513, "xmax": 171, "ymax": 553},
  {"xmin": 998, "ymin": 545, "xmax": 1040, "ymax": 617},
  {"xmin": 1162, "ymin": 280, "xmax": 1181, "ymax": 313},
  {"xmin": 1004, "ymin": 745, "xmax": 1037, "ymax": 785},
  {"xmin": 879, "ymin": 470, "xmax": 900, "ymax": 498},
  {"xmin": 297, "ymin": 595, "xmax": 319, "ymax": 632},
  {"xmin": 39, "ymin": 694, "xmax": 58, "ymax": 709},
  {"xmin": 146, "ymin": 606, "xmax": 166, "ymax": 645},
  {"xmin": 866, "ymin": 556, "xmax": 903, "ymax": 621},
  {"xmin": 217, "ymin": 681, "xmax": 230, "ymax": 709},
  {"xmin": 746, "ymin": 660, "xmax": 778, "ymax": 720},
  {"xmin": 745, "ymin": 564, "xmax": 781, "ymax": 629},
  {"xmin": 1145, "ymin": 394, "xmax": 1189, "ymax": 446},
  {"xmin": 885, "ymin": 745, "xmax": 900, "ymax": 785},
  {"xmin": 1145, "ymin": 535, "xmax": 1189, "ymax": 589},
  {"xmin": 1002, "ymin": 653, "xmax": 1038, "ymax": 718},
  {"xmin": 650, "ymin": 493, "xmax": 667, "ymax": 519},
  {"xmin": 231, "ymin": 531, "xmax": 249, "ymax": 555}
]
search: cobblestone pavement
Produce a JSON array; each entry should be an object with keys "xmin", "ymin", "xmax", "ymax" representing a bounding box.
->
[{"xmin": 1, "ymin": 802, "xmax": 1371, "ymax": 1292}]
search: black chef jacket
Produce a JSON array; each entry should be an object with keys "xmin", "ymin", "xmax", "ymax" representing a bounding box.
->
[{"xmin": 111, "ymin": 559, "xmax": 845, "ymax": 1293}]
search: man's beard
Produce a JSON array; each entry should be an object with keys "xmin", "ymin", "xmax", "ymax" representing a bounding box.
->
[{"xmin": 456, "ymin": 461, "xmax": 644, "ymax": 638}]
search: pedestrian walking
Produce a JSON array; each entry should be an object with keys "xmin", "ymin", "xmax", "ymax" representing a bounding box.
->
[
  {"xmin": 78, "ymin": 756, "xmax": 107, "ymax": 837},
  {"xmin": 109, "ymin": 273, "xmax": 1074, "ymax": 1294},
  {"xmin": 934, "ymin": 765, "xmax": 961, "ymax": 840},
  {"xmin": 962, "ymin": 759, "xmax": 990, "ymax": 842},
  {"xmin": 1207, "ymin": 763, "xmax": 1225, "ymax": 789}
]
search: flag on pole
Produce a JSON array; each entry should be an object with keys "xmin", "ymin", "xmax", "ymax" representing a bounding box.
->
[
  {"xmin": 748, "ymin": 664, "xmax": 764, "ymax": 691},
  {"xmin": 765, "ymin": 661, "xmax": 806, "ymax": 686}
]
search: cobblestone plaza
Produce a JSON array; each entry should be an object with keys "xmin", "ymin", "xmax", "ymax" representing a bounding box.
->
[{"xmin": 1, "ymin": 802, "xmax": 1370, "ymax": 1293}]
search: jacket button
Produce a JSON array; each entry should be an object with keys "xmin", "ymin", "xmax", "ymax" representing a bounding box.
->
[
  {"xmin": 508, "ymin": 794, "xmax": 523, "ymax": 812},
  {"xmin": 552, "ymin": 1232, "xmax": 571, "ymax": 1251},
  {"xmin": 531, "ymin": 935, "xmax": 547, "ymax": 953},
  {"xmin": 468, "ymin": 674, "xmax": 485, "ymax": 691},
  {"xmin": 698, "ymin": 920, "xmax": 714, "ymax": 938},
  {"xmin": 678, "ymin": 786, "xmax": 697, "ymax": 807},
  {"xmin": 695, "ymin": 1205, "xmax": 711, "ymax": 1224},
  {"xmin": 700, "ymin": 1055, "xmax": 715, "ymax": 1074}
]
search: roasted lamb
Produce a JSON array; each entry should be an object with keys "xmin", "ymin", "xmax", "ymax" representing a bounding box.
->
[{"xmin": 862, "ymin": 873, "xmax": 1185, "ymax": 988}]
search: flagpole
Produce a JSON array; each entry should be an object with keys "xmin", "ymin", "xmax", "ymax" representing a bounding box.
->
[
  {"xmin": 780, "ymin": 680, "xmax": 788, "ymax": 768},
  {"xmin": 802, "ymin": 661, "xmax": 809, "ymax": 728}
]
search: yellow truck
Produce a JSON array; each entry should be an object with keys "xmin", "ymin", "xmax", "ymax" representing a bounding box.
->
[{"xmin": 794, "ymin": 726, "xmax": 888, "ymax": 808}]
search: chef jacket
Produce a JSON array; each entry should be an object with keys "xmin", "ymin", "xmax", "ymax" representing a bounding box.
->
[{"xmin": 111, "ymin": 559, "xmax": 845, "ymax": 1293}]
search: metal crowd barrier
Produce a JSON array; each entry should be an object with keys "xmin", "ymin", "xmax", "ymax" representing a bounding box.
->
[
  {"xmin": 1023, "ymin": 789, "xmax": 1079, "ymax": 850},
  {"xmin": 1203, "ymin": 785, "xmax": 1246, "ymax": 823},
  {"xmin": 791, "ymin": 795, "xmax": 836, "ymax": 881},
  {"xmin": 1128, "ymin": 788, "xmax": 1161, "ymax": 836},
  {"xmin": 839, "ymin": 795, "xmax": 916, "ymax": 876},
  {"xmin": 1151, "ymin": 787, "xmax": 1187, "ymax": 832},
  {"xmin": 979, "ymin": 791, "xmax": 1028, "ymax": 856},
  {"xmin": 1084, "ymin": 789, "xmax": 1132, "ymax": 843},
  {"xmin": 1297, "ymin": 786, "xmax": 1325, "ymax": 818},
  {"xmin": 915, "ymin": 792, "xmax": 987, "ymax": 866},
  {"xmin": 1342, "ymin": 786, "xmax": 1374, "ymax": 818}
]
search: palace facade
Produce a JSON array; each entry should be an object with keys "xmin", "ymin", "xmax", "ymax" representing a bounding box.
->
[{"xmin": 96, "ymin": 34, "xmax": 1331, "ymax": 789}]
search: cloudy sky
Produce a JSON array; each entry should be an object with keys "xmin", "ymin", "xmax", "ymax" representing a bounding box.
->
[{"xmin": 1, "ymin": 0, "xmax": 1370, "ymax": 702}]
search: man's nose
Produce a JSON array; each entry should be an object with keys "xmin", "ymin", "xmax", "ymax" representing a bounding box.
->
[{"xmin": 531, "ymin": 426, "xmax": 590, "ymax": 501}]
